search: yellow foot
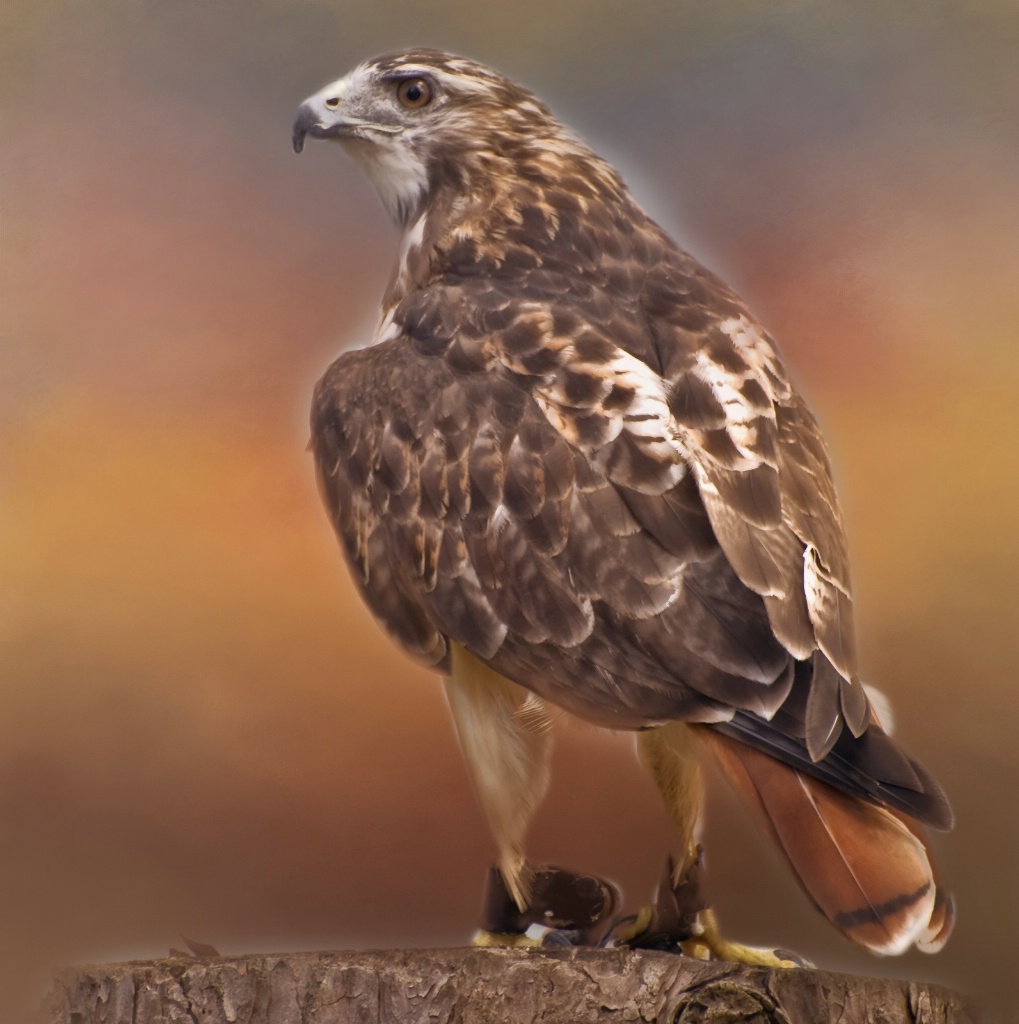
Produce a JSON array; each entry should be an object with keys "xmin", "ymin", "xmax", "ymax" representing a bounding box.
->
[
  {"xmin": 682, "ymin": 909, "xmax": 803, "ymax": 968},
  {"xmin": 607, "ymin": 904, "xmax": 655, "ymax": 945}
]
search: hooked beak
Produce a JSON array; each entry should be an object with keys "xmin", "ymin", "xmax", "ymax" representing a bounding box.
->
[
  {"xmin": 292, "ymin": 98, "xmax": 402, "ymax": 154},
  {"xmin": 292, "ymin": 100, "xmax": 335, "ymax": 153}
]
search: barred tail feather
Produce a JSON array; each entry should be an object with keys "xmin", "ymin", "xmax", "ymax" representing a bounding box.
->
[
  {"xmin": 917, "ymin": 882, "xmax": 955, "ymax": 953},
  {"xmin": 699, "ymin": 729, "xmax": 949, "ymax": 954},
  {"xmin": 887, "ymin": 806, "xmax": 956, "ymax": 953}
]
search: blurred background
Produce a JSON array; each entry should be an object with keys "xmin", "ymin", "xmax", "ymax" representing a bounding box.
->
[{"xmin": 2, "ymin": 1, "xmax": 1017, "ymax": 1019}]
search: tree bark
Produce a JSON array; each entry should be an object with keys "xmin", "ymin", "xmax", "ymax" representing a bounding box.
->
[{"xmin": 47, "ymin": 947, "xmax": 977, "ymax": 1024}]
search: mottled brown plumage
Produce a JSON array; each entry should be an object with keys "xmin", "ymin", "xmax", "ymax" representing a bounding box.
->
[{"xmin": 295, "ymin": 49, "xmax": 953, "ymax": 956}]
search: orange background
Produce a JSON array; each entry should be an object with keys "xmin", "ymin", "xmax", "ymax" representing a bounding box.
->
[{"xmin": 3, "ymin": 2, "xmax": 1017, "ymax": 1020}]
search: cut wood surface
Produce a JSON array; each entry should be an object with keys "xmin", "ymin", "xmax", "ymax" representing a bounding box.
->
[{"xmin": 48, "ymin": 947, "xmax": 977, "ymax": 1024}]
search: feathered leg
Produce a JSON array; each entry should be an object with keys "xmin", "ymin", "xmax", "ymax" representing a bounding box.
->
[
  {"xmin": 637, "ymin": 722, "xmax": 703, "ymax": 876},
  {"xmin": 446, "ymin": 645, "xmax": 621, "ymax": 947},
  {"xmin": 635, "ymin": 722, "xmax": 797, "ymax": 966},
  {"xmin": 444, "ymin": 643, "xmax": 553, "ymax": 911}
]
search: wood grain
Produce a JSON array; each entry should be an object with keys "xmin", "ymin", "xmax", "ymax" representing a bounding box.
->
[{"xmin": 47, "ymin": 947, "xmax": 977, "ymax": 1023}]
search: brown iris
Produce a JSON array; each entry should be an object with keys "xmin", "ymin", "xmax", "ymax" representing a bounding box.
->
[{"xmin": 396, "ymin": 77, "xmax": 432, "ymax": 109}]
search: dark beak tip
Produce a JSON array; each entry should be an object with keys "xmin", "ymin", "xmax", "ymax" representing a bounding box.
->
[{"xmin": 292, "ymin": 102, "xmax": 315, "ymax": 154}]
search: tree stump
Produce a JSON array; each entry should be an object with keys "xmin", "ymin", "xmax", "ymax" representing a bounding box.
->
[{"xmin": 47, "ymin": 947, "xmax": 977, "ymax": 1023}]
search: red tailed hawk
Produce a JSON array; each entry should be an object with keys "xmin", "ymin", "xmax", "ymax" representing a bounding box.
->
[{"xmin": 293, "ymin": 49, "xmax": 953, "ymax": 962}]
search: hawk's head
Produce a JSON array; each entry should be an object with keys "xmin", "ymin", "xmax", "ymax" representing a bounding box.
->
[{"xmin": 293, "ymin": 49, "xmax": 597, "ymax": 226}]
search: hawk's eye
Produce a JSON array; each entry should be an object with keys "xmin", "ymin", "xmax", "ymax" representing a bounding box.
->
[{"xmin": 396, "ymin": 78, "xmax": 432, "ymax": 109}]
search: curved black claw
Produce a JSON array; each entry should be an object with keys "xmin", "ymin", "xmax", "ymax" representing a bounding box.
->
[
  {"xmin": 480, "ymin": 863, "xmax": 620, "ymax": 946},
  {"xmin": 773, "ymin": 948, "xmax": 814, "ymax": 968}
]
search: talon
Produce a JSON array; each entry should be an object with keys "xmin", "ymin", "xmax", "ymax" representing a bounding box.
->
[
  {"xmin": 608, "ymin": 850, "xmax": 808, "ymax": 967},
  {"xmin": 604, "ymin": 904, "xmax": 655, "ymax": 946},
  {"xmin": 774, "ymin": 948, "xmax": 814, "ymax": 969},
  {"xmin": 611, "ymin": 850, "xmax": 706, "ymax": 951},
  {"xmin": 678, "ymin": 937, "xmax": 712, "ymax": 960},
  {"xmin": 693, "ymin": 908, "xmax": 803, "ymax": 968}
]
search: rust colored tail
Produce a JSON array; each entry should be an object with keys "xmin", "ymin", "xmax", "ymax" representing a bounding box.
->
[{"xmin": 699, "ymin": 729, "xmax": 954, "ymax": 954}]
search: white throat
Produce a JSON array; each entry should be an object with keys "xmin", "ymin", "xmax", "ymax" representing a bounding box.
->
[{"xmin": 346, "ymin": 137, "xmax": 429, "ymax": 225}]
